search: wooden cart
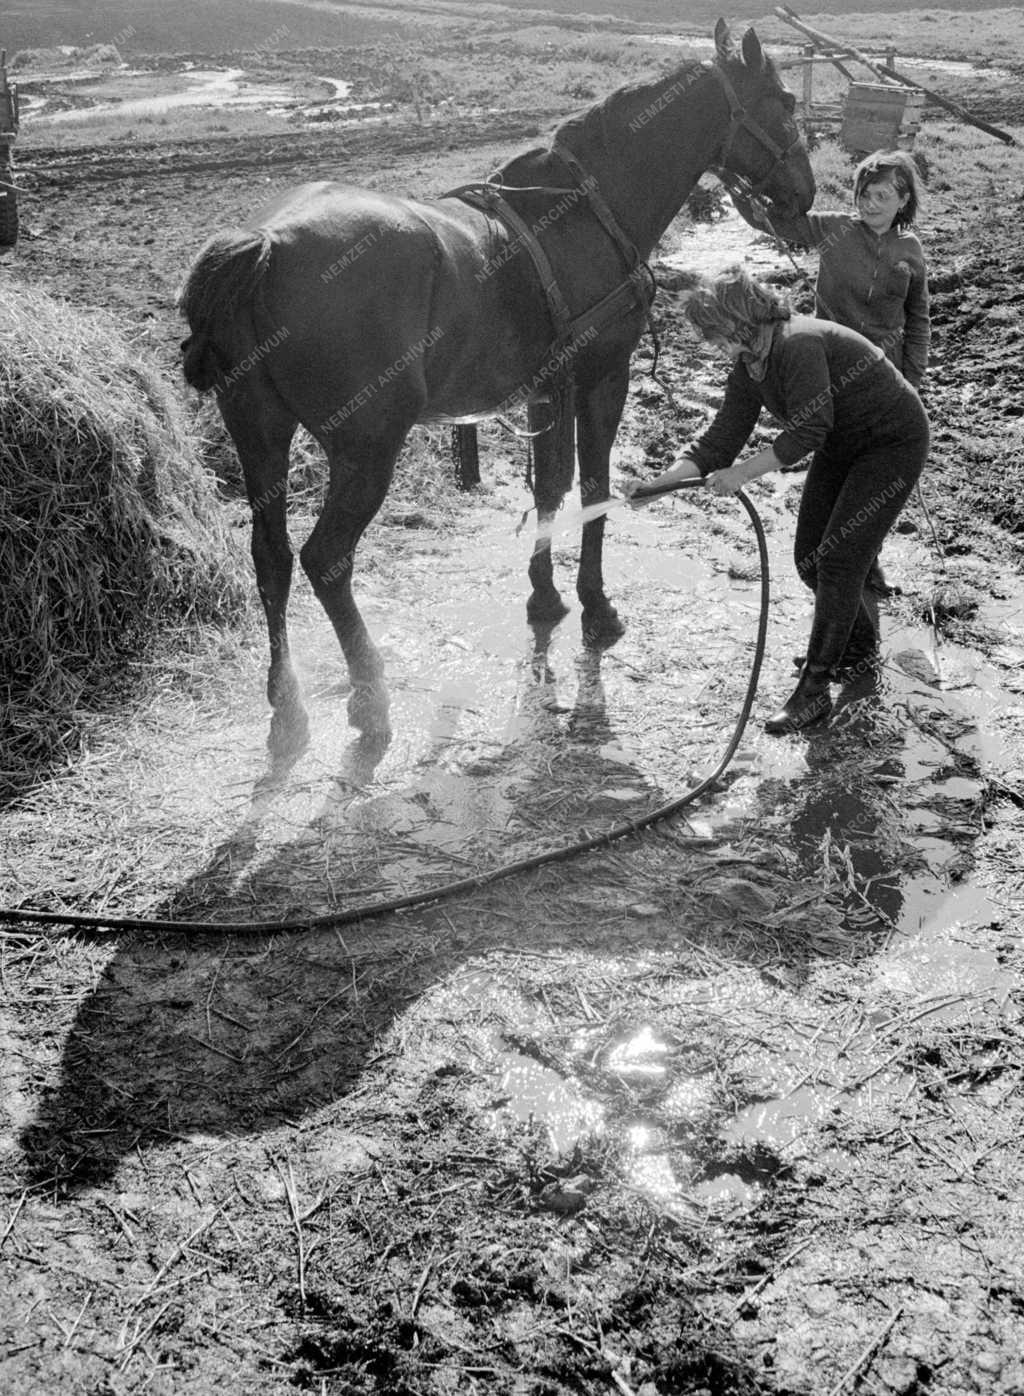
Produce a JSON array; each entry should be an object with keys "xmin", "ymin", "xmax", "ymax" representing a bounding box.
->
[{"xmin": 1, "ymin": 49, "xmax": 20, "ymax": 247}]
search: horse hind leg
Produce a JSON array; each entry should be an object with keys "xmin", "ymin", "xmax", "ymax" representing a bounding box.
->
[
  {"xmin": 219, "ymin": 388, "xmax": 307, "ymax": 761},
  {"xmin": 527, "ymin": 384, "xmax": 576, "ymax": 625},
  {"xmin": 299, "ymin": 432, "xmax": 405, "ymax": 745}
]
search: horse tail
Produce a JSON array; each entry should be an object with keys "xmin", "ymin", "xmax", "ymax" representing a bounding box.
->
[{"xmin": 178, "ymin": 228, "xmax": 274, "ymax": 392}]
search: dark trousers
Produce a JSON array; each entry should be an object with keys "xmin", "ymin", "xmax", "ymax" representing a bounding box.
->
[{"xmin": 793, "ymin": 402, "xmax": 929, "ymax": 670}]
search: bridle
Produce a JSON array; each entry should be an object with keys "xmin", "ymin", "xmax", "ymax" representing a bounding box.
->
[{"xmin": 707, "ymin": 61, "xmax": 805, "ymax": 202}]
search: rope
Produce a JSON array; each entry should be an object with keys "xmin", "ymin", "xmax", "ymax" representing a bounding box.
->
[{"xmin": 0, "ymin": 489, "xmax": 770, "ymax": 938}]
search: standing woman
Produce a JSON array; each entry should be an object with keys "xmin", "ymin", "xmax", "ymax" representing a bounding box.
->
[
  {"xmin": 732, "ymin": 148, "xmax": 930, "ymax": 387},
  {"xmin": 628, "ymin": 267, "xmax": 929, "ymax": 735},
  {"xmin": 732, "ymin": 149, "xmax": 930, "ymax": 609}
]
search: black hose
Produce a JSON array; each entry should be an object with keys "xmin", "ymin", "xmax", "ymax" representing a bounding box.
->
[{"xmin": 0, "ymin": 488, "xmax": 769, "ymax": 936}]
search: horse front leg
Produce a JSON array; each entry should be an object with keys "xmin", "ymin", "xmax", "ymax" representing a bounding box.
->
[
  {"xmin": 576, "ymin": 360, "xmax": 629, "ymax": 645},
  {"xmin": 300, "ymin": 438, "xmax": 400, "ymax": 744},
  {"xmin": 527, "ymin": 384, "xmax": 576, "ymax": 624}
]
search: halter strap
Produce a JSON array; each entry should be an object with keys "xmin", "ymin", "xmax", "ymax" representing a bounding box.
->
[{"xmin": 708, "ymin": 62, "xmax": 803, "ymax": 200}]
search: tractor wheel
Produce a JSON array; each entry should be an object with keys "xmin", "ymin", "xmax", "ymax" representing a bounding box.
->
[{"xmin": 0, "ymin": 161, "xmax": 18, "ymax": 247}]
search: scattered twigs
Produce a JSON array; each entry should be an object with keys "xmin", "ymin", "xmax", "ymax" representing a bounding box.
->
[
  {"xmin": 117, "ymin": 1299, "xmax": 175, "ymax": 1373},
  {"xmin": 409, "ymin": 1245, "xmax": 438, "ymax": 1320},
  {"xmin": 733, "ymin": 1232, "xmax": 817, "ymax": 1311},
  {"xmin": 825, "ymin": 1305, "xmax": 904, "ymax": 1396},
  {"xmin": 134, "ymin": 1209, "xmax": 223, "ymax": 1308},
  {"xmin": 1, "ymin": 1189, "xmax": 27, "ymax": 1250},
  {"xmin": 60, "ymin": 1290, "xmax": 94, "ymax": 1348},
  {"xmin": 276, "ymin": 1155, "xmax": 326, "ymax": 1312}
]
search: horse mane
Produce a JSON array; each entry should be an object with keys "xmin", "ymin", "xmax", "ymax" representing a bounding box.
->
[
  {"xmin": 551, "ymin": 55, "xmax": 708, "ymax": 153},
  {"xmin": 551, "ymin": 45, "xmax": 786, "ymax": 158}
]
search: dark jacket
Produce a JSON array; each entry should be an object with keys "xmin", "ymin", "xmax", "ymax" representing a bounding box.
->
[
  {"xmin": 687, "ymin": 315, "xmax": 927, "ymax": 475},
  {"xmin": 747, "ymin": 209, "xmax": 929, "ymax": 387}
]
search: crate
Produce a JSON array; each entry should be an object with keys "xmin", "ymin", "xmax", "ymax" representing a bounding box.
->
[{"xmin": 841, "ymin": 83, "xmax": 924, "ymax": 155}]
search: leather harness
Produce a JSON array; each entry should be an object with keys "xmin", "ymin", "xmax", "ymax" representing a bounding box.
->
[
  {"xmin": 445, "ymin": 146, "xmax": 653, "ymax": 368},
  {"xmin": 444, "ymin": 60, "xmax": 802, "ymax": 392}
]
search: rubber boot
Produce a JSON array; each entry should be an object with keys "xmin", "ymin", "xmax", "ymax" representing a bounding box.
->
[
  {"xmin": 865, "ymin": 553, "xmax": 895, "ymax": 598},
  {"xmin": 764, "ymin": 662, "xmax": 833, "ymax": 734},
  {"xmin": 835, "ymin": 592, "xmax": 880, "ymax": 677},
  {"xmin": 792, "ymin": 592, "xmax": 881, "ymax": 676}
]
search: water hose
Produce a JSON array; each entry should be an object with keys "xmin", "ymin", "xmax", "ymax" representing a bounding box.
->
[{"xmin": 0, "ymin": 481, "xmax": 769, "ymax": 937}]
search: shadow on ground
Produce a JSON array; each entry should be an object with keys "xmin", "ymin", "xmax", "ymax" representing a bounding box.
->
[{"xmin": 16, "ymin": 619, "xmax": 995, "ymax": 1194}]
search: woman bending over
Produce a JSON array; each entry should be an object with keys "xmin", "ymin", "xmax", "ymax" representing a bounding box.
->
[{"xmin": 628, "ymin": 266, "xmax": 929, "ymax": 735}]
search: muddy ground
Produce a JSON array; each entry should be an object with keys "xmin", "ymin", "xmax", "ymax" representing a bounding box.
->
[{"xmin": 2, "ymin": 28, "xmax": 1024, "ymax": 1396}]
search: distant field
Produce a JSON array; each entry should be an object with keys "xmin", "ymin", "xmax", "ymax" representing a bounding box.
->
[
  {"xmin": 0, "ymin": 0, "xmax": 416, "ymax": 55},
  {"xmin": 491, "ymin": 0, "xmax": 1022, "ymax": 15},
  {"xmin": 6, "ymin": 0, "xmax": 1024, "ymax": 57}
]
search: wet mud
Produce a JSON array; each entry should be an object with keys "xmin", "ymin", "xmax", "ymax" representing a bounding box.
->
[{"xmin": 2, "ymin": 45, "xmax": 1024, "ymax": 1396}]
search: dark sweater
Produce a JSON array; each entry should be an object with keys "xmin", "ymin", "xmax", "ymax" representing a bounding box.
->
[
  {"xmin": 751, "ymin": 209, "xmax": 930, "ymax": 387},
  {"xmin": 687, "ymin": 315, "xmax": 925, "ymax": 475}
]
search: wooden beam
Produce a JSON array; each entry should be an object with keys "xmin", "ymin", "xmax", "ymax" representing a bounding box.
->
[{"xmin": 773, "ymin": 4, "xmax": 1017, "ymax": 146}]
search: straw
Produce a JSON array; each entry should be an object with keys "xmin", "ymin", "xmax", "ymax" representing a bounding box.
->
[{"xmin": 0, "ymin": 282, "xmax": 251, "ymax": 796}]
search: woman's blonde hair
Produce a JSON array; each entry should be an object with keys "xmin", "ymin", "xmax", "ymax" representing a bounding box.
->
[{"xmin": 684, "ymin": 266, "xmax": 791, "ymax": 346}]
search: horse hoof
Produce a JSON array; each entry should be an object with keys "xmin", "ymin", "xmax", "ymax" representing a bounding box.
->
[
  {"xmin": 347, "ymin": 685, "xmax": 391, "ymax": 740},
  {"xmin": 582, "ymin": 605, "xmax": 626, "ymax": 648},
  {"xmin": 527, "ymin": 591, "xmax": 571, "ymax": 624}
]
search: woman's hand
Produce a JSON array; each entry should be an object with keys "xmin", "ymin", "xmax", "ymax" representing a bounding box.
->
[
  {"xmin": 622, "ymin": 454, "xmax": 704, "ymax": 506},
  {"xmin": 706, "ymin": 466, "xmax": 749, "ymax": 497},
  {"xmin": 706, "ymin": 447, "xmax": 783, "ymax": 497}
]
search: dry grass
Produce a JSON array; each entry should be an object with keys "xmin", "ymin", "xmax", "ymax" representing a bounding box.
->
[{"xmin": 0, "ymin": 283, "xmax": 251, "ymax": 799}]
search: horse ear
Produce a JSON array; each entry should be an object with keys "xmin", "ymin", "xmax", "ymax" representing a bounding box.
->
[
  {"xmin": 741, "ymin": 27, "xmax": 765, "ymax": 71},
  {"xmin": 714, "ymin": 18, "xmax": 734, "ymax": 61}
]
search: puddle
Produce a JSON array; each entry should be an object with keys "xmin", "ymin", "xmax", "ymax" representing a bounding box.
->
[
  {"xmin": 449, "ymin": 906, "xmax": 1016, "ymax": 1213},
  {"xmin": 872, "ymin": 938, "xmax": 1012, "ymax": 1016},
  {"xmin": 22, "ymin": 66, "xmax": 378, "ymax": 124},
  {"xmin": 897, "ymin": 878, "xmax": 1002, "ymax": 939},
  {"xmin": 491, "ymin": 1048, "xmax": 604, "ymax": 1155},
  {"xmin": 434, "ymin": 972, "xmax": 720, "ymax": 1214},
  {"xmin": 663, "ymin": 206, "xmax": 790, "ymax": 280}
]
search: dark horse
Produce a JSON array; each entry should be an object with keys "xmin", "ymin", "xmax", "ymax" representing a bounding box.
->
[{"xmin": 179, "ymin": 21, "xmax": 814, "ymax": 759}]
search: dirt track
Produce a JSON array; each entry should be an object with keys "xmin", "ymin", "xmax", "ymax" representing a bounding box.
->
[{"xmin": 3, "ymin": 47, "xmax": 1024, "ymax": 1396}]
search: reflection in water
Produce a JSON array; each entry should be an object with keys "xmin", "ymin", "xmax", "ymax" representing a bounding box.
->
[
  {"xmin": 727, "ymin": 620, "xmax": 1008, "ymax": 951},
  {"xmin": 491, "ymin": 1045, "xmax": 605, "ymax": 1156},
  {"xmin": 605, "ymin": 1026, "xmax": 669, "ymax": 1077}
]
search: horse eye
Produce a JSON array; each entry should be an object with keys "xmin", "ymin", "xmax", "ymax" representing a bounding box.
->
[{"xmin": 782, "ymin": 91, "xmax": 796, "ymax": 114}]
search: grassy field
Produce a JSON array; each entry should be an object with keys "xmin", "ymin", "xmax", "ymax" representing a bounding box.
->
[
  {"xmin": 12, "ymin": 1, "xmax": 1021, "ymax": 158},
  {"xmin": 6, "ymin": 0, "xmax": 1024, "ymax": 58}
]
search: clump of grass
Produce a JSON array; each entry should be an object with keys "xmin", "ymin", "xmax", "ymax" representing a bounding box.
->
[
  {"xmin": 9, "ymin": 43, "xmax": 123, "ymax": 71},
  {"xmin": 803, "ymin": 137, "xmax": 858, "ymax": 204},
  {"xmin": 0, "ymin": 282, "xmax": 252, "ymax": 798}
]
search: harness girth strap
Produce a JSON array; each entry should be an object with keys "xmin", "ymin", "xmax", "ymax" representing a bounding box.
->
[
  {"xmin": 449, "ymin": 182, "xmax": 575, "ymax": 345},
  {"xmin": 446, "ymin": 162, "xmax": 654, "ymax": 373}
]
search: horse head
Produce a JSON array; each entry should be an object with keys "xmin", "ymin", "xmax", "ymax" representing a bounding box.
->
[{"xmin": 711, "ymin": 18, "xmax": 815, "ymax": 217}]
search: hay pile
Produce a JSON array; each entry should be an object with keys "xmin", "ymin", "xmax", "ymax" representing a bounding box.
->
[{"xmin": 0, "ymin": 281, "xmax": 250, "ymax": 796}]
